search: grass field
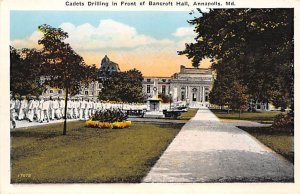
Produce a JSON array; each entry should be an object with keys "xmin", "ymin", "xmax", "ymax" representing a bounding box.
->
[
  {"xmin": 212, "ymin": 110, "xmax": 293, "ymax": 163},
  {"xmin": 212, "ymin": 110, "xmax": 282, "ymax": 123},
  {"xmin": 178, "ymin": 108, "xmax": 198, "ymax": 120},
  {"xmin": 11, "ymin": 109, "xmax": 197, "ymax": 183},
  {"xmin": 239, "ymin": 126, "xmax": 294, "ymax": 163}
]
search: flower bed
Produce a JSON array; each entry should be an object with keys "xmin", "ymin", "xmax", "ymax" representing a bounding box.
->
[{"xmin": 85, "ymin": 120, "xmax": 132, "ymax": 129}]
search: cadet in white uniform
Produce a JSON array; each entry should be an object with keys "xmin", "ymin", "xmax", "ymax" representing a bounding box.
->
[
  {"xmin": 49, "ymin": 97, "xmax": 54, "ymax": 120},
  {"xmin": 32, "ymin": 96, "xmax": 40, "ymax": 121},
  {"xmin": 74, "ymin": 98, "xmax": 80, "ymax": 119},
  {"xmin": 52, "ymin": 96, "xmax": 60, "ymax": 120},
  {"xmin": 67, "ymin": 98, "xmax": 73, "ymax": 119},
  {"xmin": 18, "ymin": 96, "xmax": 28, "ymax": 120},
  {"xmin": 40, "ymin": 97, "xmax": 50, "ymax": 123},
  {"xmin": 58, "ymin": 97, "xmax": 65, "ymax": 119},
  {"xmin": 27, "ymin": 97, "xmax": 35, "ymax": 122},
  {"xmin": 10, "ymin": 94, "xmax": 16, "ymax": 128}
]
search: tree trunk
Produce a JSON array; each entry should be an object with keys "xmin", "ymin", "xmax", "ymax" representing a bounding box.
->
[{"xmin": 63, "ymin": 86, "xmax": 69, "ymax": 135}]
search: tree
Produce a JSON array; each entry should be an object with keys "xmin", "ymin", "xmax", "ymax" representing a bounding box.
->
[
  {"xmin": 99, "ymin": 69, "xmax": 145, "ymax": 103},
  {"xmin": 10, "ymin": 46, "xmax": 44, "ymax": 96},
  {"xmin": 228, "ymin": 81, "xmax": 249, "ymax": 118},
  {"xmin": 180, "ymin": 9, "xmax": 294, "ymax": 111},
  {"xmin": 158, "ymin": 93, "xmax": 172, "ymax": 103},
  {"xmin": 38, "ymin": 24, "xmax": 97, "ymax": 135}
]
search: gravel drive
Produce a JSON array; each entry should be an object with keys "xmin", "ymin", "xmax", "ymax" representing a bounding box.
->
[{"xmin": 143, "ymin": 107, "xmax": 294, "ymax": 183}]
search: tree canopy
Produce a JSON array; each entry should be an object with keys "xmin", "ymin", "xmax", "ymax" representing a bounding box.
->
[
  {"xmin": 99, "ymin": 69, "xmax": 145, "ymax": 103},
  {"xmin": 37, "ymin": 24, "xmax": 98, "ymax": 135},
  {"xmin": 180, "ymin": 9, "xmax": 294, "ymax": 110},
  {"xmin": 38, "ymin": 24, "xmax": 97, "ymax": 96},
  {"xmin": 10, "ymin": 46, "xmax": 44, "ymax": 97}
]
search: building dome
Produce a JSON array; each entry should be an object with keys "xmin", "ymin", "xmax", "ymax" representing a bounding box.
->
[{"xmin": 99, "ymin": 55, "xmax": 120, "ymax": 75}]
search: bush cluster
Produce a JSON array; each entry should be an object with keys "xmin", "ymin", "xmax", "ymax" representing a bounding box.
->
[
  {"xmin": 91, "ymin": 109, "xmax": 127, "ymax": 123},
  {"xmin": 86, "ymin": 120, "xmax": 131, "ymax": 129},
  {"xmin": 272, "ymin": 113, "xmax": 294, "ymax": 133}
]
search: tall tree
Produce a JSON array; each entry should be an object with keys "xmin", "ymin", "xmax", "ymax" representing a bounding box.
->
[
  {"xmin": 38, "ymin": 24, "xmax": 97, "ymax": 135},
  {"xmin": 99, "ymin": 69, "xmax": 145, "ymax": 103},
  {"xmin": 10, "ymin": 46, "xmax": 44, "ymax": 96},
  {"xmin": 180, "ymin": 9, "xmax": 294, "ymax": 111}
]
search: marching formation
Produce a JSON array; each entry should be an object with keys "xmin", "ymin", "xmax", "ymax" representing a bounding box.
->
[{"xmin": 10, "ymin": 95, "xmax": 147, "ymax": 129}]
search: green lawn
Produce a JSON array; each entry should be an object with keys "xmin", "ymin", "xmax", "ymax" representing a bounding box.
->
[
  {"xmin": 239, "ymin": 126, "xmax": 294, "ymax": 163},
  {"xmin": 11, "ymin": 121, "xmax": 185, "ymax": 183},
  {"xmin": 178, "ymin": 108, "xmax": 198, "ymax": 120},
  {"xmin": 212, "ymin": 110, "xmax": 282, "ymax": 123},
  {"xmin": 212, "ymin": 110, "xmax": 293, "ymax": 163},
  {"xmin": 11, "ymin": 108, "xmax": 198, "ymax": 183}
]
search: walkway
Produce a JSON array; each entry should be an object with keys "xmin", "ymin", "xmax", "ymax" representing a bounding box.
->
[{"xmin": 143, "ymin": 107, "xmax": 294, "ymax": 182}]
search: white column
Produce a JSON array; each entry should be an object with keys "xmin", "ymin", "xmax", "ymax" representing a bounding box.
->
[
  {"xmin": 202, "ymin": 86, "xmax": 205, "ymax": 102},
  {"xmin": 198, "ymin": 87, "xmax": 201, "ymax": 102},
  {"xmin": 185, "ymin": 86, "xmax": 188, "ymax": 99}
]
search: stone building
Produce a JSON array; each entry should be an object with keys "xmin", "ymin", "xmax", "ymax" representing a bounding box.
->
[
  {"xmin": 142, "ymin": 76, "xmax": 171, "ymax": 98},
  {"xmin": 42, "ymin": 55, "xmax": 120, "ymax": 100},
  {"xmin": 98, "ymin": 55, "xmax": 121, "ymax": 76},
  {"xmin": 142, "ymin": 65, "xmax": 213, "ymax": 107},
  {"xmin": 170, "ymin": 65, "xmax": 213, "ymax": 107}
]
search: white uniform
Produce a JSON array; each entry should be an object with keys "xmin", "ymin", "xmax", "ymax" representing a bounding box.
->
[
  {"xmin": 27, "ymin": 99, "xmax": 35, "ymax": 122},
  {"xmin": 10, "ymin": 99, "xmax": 16, "ymax": 128},
  {"xmin": 33, "ymin": 100, "xmax": 40, "ymax": 121},
  {"xmin": 49, "ymin": 100, "xmax": 54, "ymax": 120},
  {"xmin": 52, "ymin": 99, "xmax": 60, "ymax": 119},
  {"xmin": 79, "ymin": 100, "xmax": 86, "ymax": 120},
  {"xmin": 40, "ymin": 99, "xmax": 50, "ymax": 122},
  {"xmin": 67, "ymin": 100, "xmax": 73, "ymax": 119},
  {"xmin": 18, "ymin": 99, "xmax": 28, "ymax": 120},
  {"xmin": 59, "ymin": 99, "xmax": 65, "ymax": 118},
  {"xmin": 74, "ymin": 100, "xmax": 80, "ymax": 119}
]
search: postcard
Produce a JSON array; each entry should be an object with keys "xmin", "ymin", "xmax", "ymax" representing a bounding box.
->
[{"xmin": 0, "ymin": 0, "xmax": 299, "ymax": 193}]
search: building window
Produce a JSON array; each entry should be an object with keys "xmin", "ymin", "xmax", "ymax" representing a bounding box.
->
[
  {"xmin": 58, "ymin": 90, "xmax": 62, "ymax": 94},
  {"xmin": 162, "ymin": 79, "xmax": 166, "ymax": 82},
  {"xmin": 85, "ymin": 91, "xmax": 88, "ymax": 95},
  {"xmin": 147, "ymin": 85, "xmax": 151, "ymax": 93},
  {"xmin": 49, "ymin": 90, "xmax": 53, "ymax": 94},
  {"xmin": 162, "ymin": 85, "xmax": 166, "ymax": 94},
  {"xmin": 147, "ymin": 79, "xmax": 151, "ymax": 82},
  {"xmin": 181, "ymin": 91, "xmax": 185, "ymax": 101}
]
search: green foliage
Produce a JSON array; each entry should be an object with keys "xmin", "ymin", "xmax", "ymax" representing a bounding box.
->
[
  {"xmin": 10, "ymin": 46, "xmax": 44, "ymax": 96},
  {"xmin": 272, "ymin": 113, "xmax": 294, "ymax": 131},
  {"xmin": 38, "ymin": 24, "xmax": 97, "ymax": 96},
  {"xmin": 91, "ymin": 109, "xmax": 127, "ymax": 122},
  {"xmin": 240, "ymin": 126, "xmax": 294, "ymax": 163},
  {"xmin": 228, "ymin": 81, "xmax": 249, "ymax": 112},
  {"xmin": 37, "ymin": 24, "xmax": 98, "ymax": 135},
  {"xmin": 158, "ymin": 93, "xmax": 172, "ymax": 103},
  {"xmin": 99, "ymin": 69, "xmax": 145, "ymax": 103},
  {"xmin": 180, "ymin": 9, "xmax": 294, "ymax": 111}
]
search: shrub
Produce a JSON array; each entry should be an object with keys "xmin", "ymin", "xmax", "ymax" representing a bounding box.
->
[
  {"xmin": 272, "ymin": 113, "xmax": 294, "ymax": 133},
  {"xmin": 91, "ymin": 109, "xmax": 127, "ymax": 123},
  {"xmin": 85, "ymin": 120, "xmax": 131, "ymax": 129},
  {"xmin": 86, "ymin": 109, "xmax": 131, "ymax": 129}
]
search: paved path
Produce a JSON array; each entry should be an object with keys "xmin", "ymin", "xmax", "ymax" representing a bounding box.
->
[
  {"xmin": 143, "ymin": 108, "xmax": 294, "ymax": 183},
  {"xmin": 12, "ymin": 118, "xmax": 80, "ymax": 129}
]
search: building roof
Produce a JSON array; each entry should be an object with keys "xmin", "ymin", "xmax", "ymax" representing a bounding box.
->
[{"xmin": 99, "ymin": 55, "xmax": 120, "ymax": 74}]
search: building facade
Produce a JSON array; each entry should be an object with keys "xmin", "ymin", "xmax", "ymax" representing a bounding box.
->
[
  {"xmin": 142, "ymin": 76, "xmax": 171, "ymax": 98},
  {"xmin": 142, "ymin": 65, "xmax": 214, "ymax": 107},
  {"xmin": 42, "ymin": 55, "xmax": 119, "ymax": 100}
]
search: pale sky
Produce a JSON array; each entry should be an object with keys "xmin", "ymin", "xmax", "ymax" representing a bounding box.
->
[{"xmin": 10, "ymin": 11, "xmax": 211, "ymax": 76}]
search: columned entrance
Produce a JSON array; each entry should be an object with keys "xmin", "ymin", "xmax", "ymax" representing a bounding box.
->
[{"xmin": 192, "ymin": 88, "xmax": 197, "ymax": 101}]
